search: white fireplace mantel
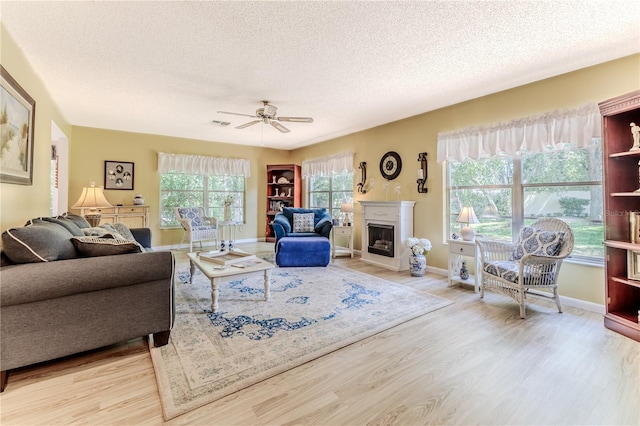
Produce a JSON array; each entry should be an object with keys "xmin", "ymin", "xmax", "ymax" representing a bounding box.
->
[{"xmin": 359, "ymin": 201, "xmax": 415, "ymax": 271}]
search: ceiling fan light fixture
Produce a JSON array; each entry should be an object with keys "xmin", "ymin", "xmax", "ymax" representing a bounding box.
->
[
  {"xmin": 263, "ymin": 105, "xmax": 277, "ymax": 117},
  {"xmin": 216, "ymin": 100, "xmax": 313, "ymax": 134}
]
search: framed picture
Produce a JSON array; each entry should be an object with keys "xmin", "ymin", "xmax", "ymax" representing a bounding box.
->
[
  {"xmin": 627, "ymin": 249, "xmax": 640, "ymax": 281},
  {"xmin": 630, "ymin": 212, "xmax": 640, "ymax": 244},
  {"xmin": 0, "ymin": 65, "xmax": 35, "ymax": 185},
  {"xmin": 104, "ymin": 161, "xmax": 134, "ymax": 190}
]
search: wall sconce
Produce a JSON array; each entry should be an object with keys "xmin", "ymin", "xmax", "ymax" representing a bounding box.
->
[
  {"xmin": 417, "ymin": 152, "xmax": 428, "ymax": 193},
  {"xmin": 357, "ymin": 161, "xmax": 367, "ymax": 193}
]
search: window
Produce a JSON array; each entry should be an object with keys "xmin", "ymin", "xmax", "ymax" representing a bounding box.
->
[
  {"xmin": 160, "ymin": 173, "xmax": 245, "ymax": 227},
  {"xmin": 447, "ymin": 141, "xmax": 603, "ymax": 263},
  {"xmin": 307, "ymin": 172, "xmax": 354, "ymax": 222},
  {"xmin": 449, "ymin": 156, "xmax": 513, "ymax": 241}
]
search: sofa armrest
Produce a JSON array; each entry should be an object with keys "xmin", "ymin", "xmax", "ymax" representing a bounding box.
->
[
  {"xmin": 0, "ymin": 251, "xmax": 174, "ymax": 307},
  {"xmin": 274, "ymin": 214, "xmax": 291, "ymax": 234},
  {"xmin": 130, "ymin": 228, "xmax": 152, "ymax": 248},
  {"xmin": 314, "ymin": 213, "xmax": 333, "ymax": 238},
  {"xmin": 315, "ymin": 221, "xmax": 333, "ymax": 238}
]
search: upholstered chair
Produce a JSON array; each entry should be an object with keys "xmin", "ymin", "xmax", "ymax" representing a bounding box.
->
[{"xmin": 272, "ymin": 207, "xmax": 333, "ymax": 248}]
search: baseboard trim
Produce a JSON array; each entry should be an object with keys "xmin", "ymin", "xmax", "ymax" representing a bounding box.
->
[{"xmin": 428, "ymin": 267, "xmax": 604, "ymax": 315}]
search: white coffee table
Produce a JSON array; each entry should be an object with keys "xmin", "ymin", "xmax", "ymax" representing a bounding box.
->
[{"xmin": 187, "ymin": 249, "xmax": 274, "ymax": 313}]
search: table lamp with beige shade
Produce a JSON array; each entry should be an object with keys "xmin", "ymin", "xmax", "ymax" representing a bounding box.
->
[
  {"xmin": 340, "ymin": 203, "xmax": 353, "ymax": 226},
  {"xmin": 72, "ymin": 182, "xmax": 112, "ymax": 227},
  {"xmin": 456, "ymin": 206, "xmax": 480, "ymax": 241}
]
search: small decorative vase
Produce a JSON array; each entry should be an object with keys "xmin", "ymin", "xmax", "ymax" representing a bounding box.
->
[
  {"xmin": 224, "ymin": 204, "xmax": 231, "ymax": 221},
  {"xmin": 132, "ymin": 194, "xmax": 144, "ymax": 205},
  {"xmin": 409, "ymin": 254, "xmax": 427, "ymax": 277},
  {"xmin": 459, "ymin": 260, "xmax": 470, "ymax": 280}
]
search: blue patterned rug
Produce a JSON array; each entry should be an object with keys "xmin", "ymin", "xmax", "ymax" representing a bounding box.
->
[{"xmin": 150, "ymin": 264, "xmax": 453, "ymax": 420}]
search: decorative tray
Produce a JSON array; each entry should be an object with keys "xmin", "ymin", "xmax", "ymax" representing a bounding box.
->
[
  {"xmin": 199, "ymin": 250, "xmax": 256, "ymax": 265},
  {"xmin": 277, "ymin": 177, "xmax": 289, "ymax": 183}
]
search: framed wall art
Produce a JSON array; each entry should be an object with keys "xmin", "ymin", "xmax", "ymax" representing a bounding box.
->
[
  {"xmin": 0, "ymin": 65, "xmax": 36, "ymax": 185},
  {"xmin": 104, "ymin": 161, "xmax": 134, "ymax": 190}
]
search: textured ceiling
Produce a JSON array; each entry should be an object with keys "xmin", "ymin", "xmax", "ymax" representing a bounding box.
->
[{"xmin": 1, "ymin": 1, "xmax": 639, "ymax": 150}]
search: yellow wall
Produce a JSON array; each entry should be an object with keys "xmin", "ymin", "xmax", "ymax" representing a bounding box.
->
[
  {"xmin": 70, "ymin": 126, "xmax": 290, "ymax": 247},
  {"xmin": 2, "ymin": 16, "xmax": 639, "ymax": 306},
  {"xmin": 292, "ymin": 54, "xmax": 640, "ymax": 305},
  {"xmin": 0, "ymin": 26, "xmax": 72, "ymax": 230}
]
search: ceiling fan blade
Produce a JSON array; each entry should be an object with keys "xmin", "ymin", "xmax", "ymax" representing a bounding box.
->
[
  {"xmin": 271, "ymin": 121, "xmax": 290, "ymax": 133},
  {"xmin": 217, "ymin": 111, "xmax": 258, "ymax": 118},
  {"xmin": 277, "ymin": 116, "xmax": 314, "ymax": 123},
  {"xmin": 236, "ymin": 120, "xmax": 261, "ymax": 129}
]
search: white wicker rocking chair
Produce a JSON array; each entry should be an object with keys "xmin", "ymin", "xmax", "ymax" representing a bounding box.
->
[
  {"xmin": 475, "ymin": 218, "xmax": 574, "ymax": 319},
  {"xmin": 174, "ymin": 207, "xmax": 218, "ymax": 252}
]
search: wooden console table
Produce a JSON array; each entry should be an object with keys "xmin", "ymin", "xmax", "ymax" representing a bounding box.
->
[{"xmin": 77, "ymin": 205, "xmax": 149, "ymax": 228}]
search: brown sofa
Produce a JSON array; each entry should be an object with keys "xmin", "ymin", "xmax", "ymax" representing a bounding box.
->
[{"xmin": 0, "ymin": 215, "xmax": 175, "ymax": 392}]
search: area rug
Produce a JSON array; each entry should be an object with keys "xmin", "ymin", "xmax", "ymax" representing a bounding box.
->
[{"xmin": 150, "ymin": 265, "xmax": 453, "ymax": 420}]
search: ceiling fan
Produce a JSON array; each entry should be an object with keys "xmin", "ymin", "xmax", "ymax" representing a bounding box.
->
[{"xmin": 217, "ymin": 100, "xmax": 313, "ymax": 133}]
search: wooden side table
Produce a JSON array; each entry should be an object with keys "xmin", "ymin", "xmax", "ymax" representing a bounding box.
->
[
  {"xmin": 447, "ymin": 239, "xmax": 481, "ymax": 292},
  {"xmin": 332, "ymin": 225, "xmax": 354, "ymax": 258}
]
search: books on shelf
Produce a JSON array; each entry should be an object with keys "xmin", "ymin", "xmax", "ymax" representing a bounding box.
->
[{"xmin": 199, "ymin": 250, "xmax": 256, "ymax": 265}]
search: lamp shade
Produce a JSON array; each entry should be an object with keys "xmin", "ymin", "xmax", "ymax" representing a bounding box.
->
[
  {"xmin": 340, "ymin": 203, "xmax": 353, "ymax": 213},
  {"xmin": 456, "ymin": 206, "xmax": 479, "ymax": 225},
  {"xmin": 72, "ymin": 182, "xmax": 112, "ymax": 209},
  {"xmin": 456, "ymin": 206, "xmax": 479, "ymax": 241}
]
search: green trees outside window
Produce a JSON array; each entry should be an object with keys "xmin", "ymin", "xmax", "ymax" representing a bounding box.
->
[
  {"xmin": 448, "ymin": 141, "xmax": 603, "ymax": 262},
  {"xmin": 160, "ymin": 173, "xmax": 245, "ymax": 227},
  {"xmin": 308, "ymin": 172, "xmax": 354, "ymax": 222}
]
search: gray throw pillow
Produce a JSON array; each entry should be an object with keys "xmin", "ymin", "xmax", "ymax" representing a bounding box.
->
[
  {"xmin": 2, "ymin": 221, "xmax": 77, "ymax": 263},
  {"xmin": 59, "ymin": 212, "xmax": 92, "ymax": 229},
  {"xmin": 71, "ymin": 236, "xmax": 144, "ymax": 257},
  {"xmin": 38, "ymin": 217, "xmax": 85, "ymax": 236}
]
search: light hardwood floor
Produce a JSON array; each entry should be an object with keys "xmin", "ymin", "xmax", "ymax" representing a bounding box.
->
[{"xmin": 1, "ymin": 242, "xmax": 639, "ymax": 425}]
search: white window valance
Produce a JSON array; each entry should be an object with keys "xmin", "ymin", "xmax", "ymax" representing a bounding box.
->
[
  {"xmin": 436, "ymin": 103, "xmax": 601, "ymax": 163},
  {"xmin": 301, "ymin": 151, "xmax": 354, "ymax": 178},
  {"xmin": 157, "ymin": 152, "xmax": 251, "ymax": 177}
]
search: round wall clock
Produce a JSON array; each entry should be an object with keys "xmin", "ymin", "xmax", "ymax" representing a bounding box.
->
[{"xmin": 379, "ymin": 151, "xmax": 402, "ymax": 180}]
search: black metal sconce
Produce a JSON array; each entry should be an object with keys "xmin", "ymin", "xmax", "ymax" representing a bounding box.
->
[
  {"xmin": 357, "ymin": 161, "xmax": 367, "ymax": 193},
  {"xmin": 417, "ymin": 152, "xmax": 428, "ymax": 193}
]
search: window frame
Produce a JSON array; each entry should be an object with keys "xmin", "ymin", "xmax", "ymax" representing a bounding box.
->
[
  {"xmin": 159, "ymin": 172, "xmax": 245, "ymax": 228},
  {"xmin": 446, "ymin": 145, "xmax": 603, "ymax": 265},
  {"xmin": 306, "ymin": 172, "xmax": 354, "ymax": 221}
]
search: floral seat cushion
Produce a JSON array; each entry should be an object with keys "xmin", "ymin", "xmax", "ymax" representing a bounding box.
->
[{"xmin": 483, "ymin": 260, "xmax": 556, "ymax": 286}]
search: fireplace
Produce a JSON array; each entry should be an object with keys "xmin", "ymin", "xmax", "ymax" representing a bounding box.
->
[
  {"xmin": 359, "ymin": 201, "xmax": 415, "ymax": 271},
  {"xmin": 368, "ymin": 223, "xmax": 394, "ymax": 257}
]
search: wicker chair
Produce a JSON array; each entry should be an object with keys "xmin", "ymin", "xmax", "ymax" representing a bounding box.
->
[
  {"xmin": 475, "ymin": 218, "xmax": 574, "ymax": 318},
  {"xmin": 174, "ymin": 207, "xmax": 218, "ymax": 252}
]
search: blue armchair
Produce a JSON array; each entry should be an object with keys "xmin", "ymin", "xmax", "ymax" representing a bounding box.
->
[{"xmin": 272, "ymin": 207, "xmax": 333, "ymax": 248}]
